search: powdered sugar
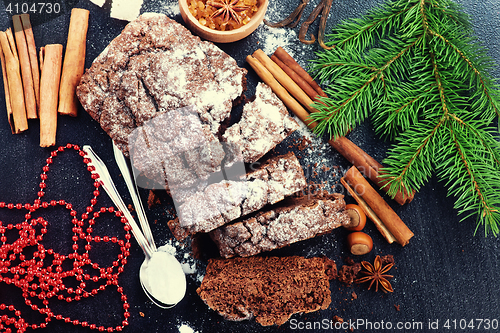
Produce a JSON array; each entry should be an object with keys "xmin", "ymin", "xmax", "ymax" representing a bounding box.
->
[{"xmin": 178, "ymin": 323, "xmax": 198, "ymax": 333}]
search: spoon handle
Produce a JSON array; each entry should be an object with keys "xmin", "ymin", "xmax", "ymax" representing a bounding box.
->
[
  {"xmin": 112, "ymin": 143, "xmax": 157, "ymax": 250},
  {"xmin": 82, "ymin": 145, "xmax": 155, "ymax": 259}
]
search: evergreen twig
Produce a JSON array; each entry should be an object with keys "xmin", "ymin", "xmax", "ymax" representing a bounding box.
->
[{"xmin": 310, "ymin": 0, "xmax": 500, "ymax": 235}]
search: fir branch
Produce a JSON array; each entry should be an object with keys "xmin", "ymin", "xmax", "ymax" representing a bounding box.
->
[{"xmin": 311, "ymin": 0, "xmax": 500, "ymax": 235}]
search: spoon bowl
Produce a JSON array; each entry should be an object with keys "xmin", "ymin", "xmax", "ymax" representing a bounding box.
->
[{"xmin": 139, "ymin": 251, "xmax": 187, "ymax": 308}]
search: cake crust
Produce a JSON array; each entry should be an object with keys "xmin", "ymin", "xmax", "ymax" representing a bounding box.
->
[
  {"xmin": 168, "ymin": 152, "xmax": 307, "ymax": 239},
  {"xmin": 210, "ymin": 193, "xmax": 350, "ymax": 258}
]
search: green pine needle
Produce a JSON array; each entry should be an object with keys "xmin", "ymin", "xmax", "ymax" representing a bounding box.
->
[{"xmin": 310, "ymin": 0, "xmax": 500, "ymax": 236}]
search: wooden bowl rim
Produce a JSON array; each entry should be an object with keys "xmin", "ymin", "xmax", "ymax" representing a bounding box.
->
[{"xmin": 179, "ymin": 0, "xmax": 269, "ymax": 42}]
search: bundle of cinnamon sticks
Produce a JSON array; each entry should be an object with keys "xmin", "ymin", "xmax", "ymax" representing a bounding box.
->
[
  {"xmin": 246, "ymin": 47, "xmax": 414, "ymax": 246},
  {"xmin": 0, "ymin": 9, "xmax": 89, "ymax": 147}
]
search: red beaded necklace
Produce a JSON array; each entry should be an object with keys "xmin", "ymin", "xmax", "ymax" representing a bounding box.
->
[{"xmin": 0, "ymin": 144, "xmax": 131, "ymax": 333}]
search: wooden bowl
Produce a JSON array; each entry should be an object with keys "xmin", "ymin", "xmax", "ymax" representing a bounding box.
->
[{"xmin": 179, "ymin": 0, "xmax": 269, "ymax": 43}]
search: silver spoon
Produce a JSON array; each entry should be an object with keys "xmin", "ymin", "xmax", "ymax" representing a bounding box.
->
[{"xmin": 82, "ymin": 145, "xmax": 186, "ymax": 308}]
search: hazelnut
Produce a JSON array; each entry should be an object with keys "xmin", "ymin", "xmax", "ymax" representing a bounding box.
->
[
  {"xmin": 343, "ymin": 204, "xmax": 367, "ymax": 231},
  {"xmin": 347, "ymin": 232, "xmax": 373, "ymax": 255}
]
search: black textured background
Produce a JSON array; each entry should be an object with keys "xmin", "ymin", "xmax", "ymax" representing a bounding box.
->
[{"xmin": 0, "ymin": 0, "xmax": 499, "ymax": 332}]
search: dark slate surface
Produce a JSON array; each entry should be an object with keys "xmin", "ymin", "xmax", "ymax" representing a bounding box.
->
[{"xmin": 0, "ymin": 0, "xmax": 499, "ymax": 332}]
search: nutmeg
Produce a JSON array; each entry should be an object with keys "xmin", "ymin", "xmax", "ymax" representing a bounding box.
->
[
  {"xmin": 347, "ymin": 232, "xmax": 373, "ymax": 255},
  {"xmin": 343, "ymin": 204, "xmax": 367, "ymax": 231}
]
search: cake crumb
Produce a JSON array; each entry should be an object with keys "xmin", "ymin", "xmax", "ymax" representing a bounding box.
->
[
  {"xmin": 139, "ymin": 312, "xmax": 144, "ymax": 317},
  {"xmin": 351, "ymin": 291, "xmax": 357, "ymax": 300},
  {"xmin": 332, "ymin": 315, "xmax": 343, "ymax": 323},
  {"xmin": 147, "ymin": 190, "xmax": 161, "ymax": 208},
  {"xmin": 337, "ymin": 258, "xmax": 362, "ymax": 286}
]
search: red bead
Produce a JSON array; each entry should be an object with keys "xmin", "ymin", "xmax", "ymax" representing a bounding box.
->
[{"xmin": 46, "ymin": 157, "xmax": 53, "ymax": 164}]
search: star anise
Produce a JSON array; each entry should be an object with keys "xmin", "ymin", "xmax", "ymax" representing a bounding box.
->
[
  {"xmin": 207, "ymin": 0, "xmax": 250, "ymax": 25},
  {"xmin": 355, "ymin": 255, "xmax": 394, "ymax": 293}
]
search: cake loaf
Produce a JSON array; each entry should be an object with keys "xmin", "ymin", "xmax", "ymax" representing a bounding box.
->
[
  {"xmin": 223, "ymin": 82, "xmax": 299, "ymax": 163},
  {"xmin": 210, "ymin": 193, "xmax": 350, "ymax": 258},
  {"xmin": 168, "ymin": 152, "xmax": 307, "ymax": 240},
  {"xmin": 76, "ymin": 13, "xmax": 247, "ymax": 156},
  {"xmin": 197, "ymin": 256, "xmax": 334, "ymax": 326}
]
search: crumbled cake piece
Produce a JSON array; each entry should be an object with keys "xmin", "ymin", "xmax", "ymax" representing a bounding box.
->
[
  {"xmin": 76, "ymin": 13, "xmax": 247, "ymax": 156},
  {"xmin": 197, "ymin": 256, "xmax": 333, "ymax": 326},
  {"xmin": 337, "ymin": 257, "xmax": 362, "ymax": 286},
  {"xmin": 168, "ymin": 152, "xmax": 307, "ymax": 240},
  {"xmin": 210, "ymin": 193, "xmax": 350, "ymax": 258},
  {"xmin": 223, "ymin": 82, "xmax": 299, "ymax": 163}
]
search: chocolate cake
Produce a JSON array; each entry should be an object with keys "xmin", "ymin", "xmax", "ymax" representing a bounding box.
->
[
  {"xmin": 210, "ymin": 193, "xmax": 350, "ymax": 258},
  {"xmin": 76, "ymin": 13, "xmax": 247, "ymax": 156},
  {"xmin": 223, "ymin": 82, "xmax": 299, "ymax": 163},
  {"xmin": 197, "ymin": 256, "xmax": 334, "ymax": 326},
  {"xmin": 168, "ymin": 152, "xmax": 307, "ymax": 240},
  {"xmin": 128, "ymin": 105, "xmax": 226, "ymax": 188}
]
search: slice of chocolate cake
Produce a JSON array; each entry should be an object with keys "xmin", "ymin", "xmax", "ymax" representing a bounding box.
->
[
  {"xmin": 168, "ymin": 152, "xmax": 307, "ymax": 240},
  {"xmin": 210, "ymin": 193, "xmax": 350, "ymax": 258},
  {"xmin": 223, "ymin": 82, "xmax": 299, "ymax": 163},
  {"xmin": 197, "ymin": 256, "xmax": 333, "ymax": 326},
  {"xmin": 76, "ymin": 13, "xmax": 247, "ymax": 156}
]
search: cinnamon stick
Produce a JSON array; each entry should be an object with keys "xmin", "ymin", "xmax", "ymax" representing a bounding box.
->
[
  {"xmin": 271, "ymin": 54, "xmax": 321, "ymax": 102},
  {"xmin": 58, "ymin": 8, "xmax": 89, "ymax": 117},
  {"xmin": 39, "ymin": 44, "xmax": 63, "ymax": 147},
  {"xmin": 12, "ymin": 15, "xmax": 37, "ymax": 119},
  {"xmin": 20, "ymin": 14, "xmax": 40, "ymax": 112},
  {"xmin": 252, "ymin": 49, "xmax": 317, "ymax": 114},
  {"xmin": 344, "ymin": 166, "xmax": 413, "ymax": 246},
  {"xmin": 0, "ymin": 37, "xmax": 13, "ymax": 132},
  {"xmin": 0, "ymin": 31, "xmax": 28, "ymax": 133},
  {"xmin": 246, "ymin": 54, "xmax": 317, "ymax": 129},
  {"xmin": 340, "ymin": 177, "xmax": 397, "ymax": 244},
  {"xmin": 273, "ymin": 47, "xmax": 327, "ymax": 98},
  {"xmin": 5, "ymin": 29, "xmax": 18, "ymax": 60}
]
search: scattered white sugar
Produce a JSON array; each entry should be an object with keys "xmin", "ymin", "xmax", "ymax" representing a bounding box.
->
[
  {"xmin": 291, "ymin": 117, "xmax": 345, "ymax": 193},
  {"xmin": 162, "ymin": 2, "xmax": 181, "ymax": 17},
  {"xmin": 110, "ymin": 0, "xmax": 144, "ymax": 21},
  {"xmin": 178, "ymin": 323, "xmax": 198, "ymax": 333},
  {"xmin": 158, "ymin": 242, "xmax": 177, "ymax": 256},
  {"xmin": 256, "ymin": 25, "xmax": 298, "ymax": 56},
  {"xmin": 88, "ymin": 0, "xmax": 105, "ymax": 7}
]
